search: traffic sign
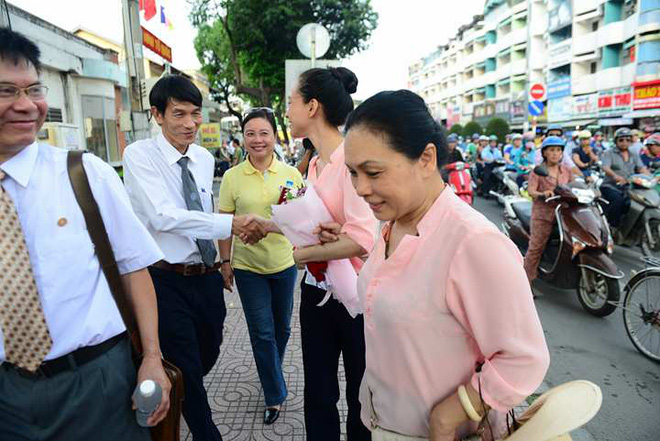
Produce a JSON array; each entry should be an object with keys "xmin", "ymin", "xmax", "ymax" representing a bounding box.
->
[
  {"xmin": 530, "ymin": 83, "xmax": 546, "ymax": 101},
  {"xmin": 528, "ymin": 100, "xmax": 544, "ymax": 116}
]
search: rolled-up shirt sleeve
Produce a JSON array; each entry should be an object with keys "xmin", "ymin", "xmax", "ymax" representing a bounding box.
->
[
  {"xmin": 123, "ymin": 146, "xmax": 232, "ymax": 240},
  {"xmin": 84, "ymin": 154, "xmax": 163, "ymax": 274},
  {"xmin": 446, "ymin": 230, "xmax": 550, "ymax": 411},
  {"xmin": 339, "ymin": 168, "xmax": 377, "ymax": 255}
]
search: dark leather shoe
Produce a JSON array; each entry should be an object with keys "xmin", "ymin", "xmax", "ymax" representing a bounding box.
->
[{"xmin": 264, "ymin": 407, "xmax": 280, "ymax": 425}]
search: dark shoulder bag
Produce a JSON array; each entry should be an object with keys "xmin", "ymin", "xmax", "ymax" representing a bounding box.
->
[{"xmin": 66, "ymin": 150, "xmax": 184, "ymax": 441}]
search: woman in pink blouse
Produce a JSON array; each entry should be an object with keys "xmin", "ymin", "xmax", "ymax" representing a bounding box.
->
[
  {"xmin": 285, "ymin": 67, "xmax": 378, "ymax": 441},
  {"xmin": 330, "ymin": 90, "xmax": 550, "ymax": 441}
]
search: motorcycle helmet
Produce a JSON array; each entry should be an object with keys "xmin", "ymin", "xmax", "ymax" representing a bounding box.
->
[
  {"xmin": 472, "ymin": 133, "xmax": 480, "ymax": 140},
  {"xmin": 545, "ymin": 124, "xmax": 563, "ymax": 136},
  {"xmin": 479, "ymin": 135, "xmax": 489, "ymax": 142},
  {"xmin": 541, "ymin": 136, "xmax": 566, "ymax": 152},
  {"xmin": 489, "ymin": 135, "xmax": 498, "ymax": 142},
  {"xmin": 614, "ymin": 127, "xmax": 632, "ymax": 140},
  {"xmin": 511, "ymin": 133, "xmax": 523, "ymax": 141},
  {"xmin": 578, "ymin": 130, "xmax": 592, "ymax": 139},
  {"xmin": 447, "ymin": 134, "xmax": 458, "ymax": 143},
  {"xmin": 644, "ymin": 133, "xmax": 660, "ymax": 146}
]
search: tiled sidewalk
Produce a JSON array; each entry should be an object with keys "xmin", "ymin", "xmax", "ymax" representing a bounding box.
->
[{"xmin": 180, "ymin": 275, "xmax": 349, "ymax": 440}]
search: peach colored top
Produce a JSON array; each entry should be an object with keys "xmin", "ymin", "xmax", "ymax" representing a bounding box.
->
[
  {"xmin": 357, "ymin": 188, "xmax": 550, "ymax": 437},
  {"xmin": 308, "ymin": 143, "xmax": 378, "ymax": 272}
]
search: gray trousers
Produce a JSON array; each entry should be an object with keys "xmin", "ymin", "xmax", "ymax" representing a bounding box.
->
[{"xmin": 0, "ymin": 337, "xmax": 150, "ymax": 441}]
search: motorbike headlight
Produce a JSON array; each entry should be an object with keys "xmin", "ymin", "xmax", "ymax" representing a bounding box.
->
[
  {"xmin": 607, "ymin": 234, "xmax": 614, "ymax": 255},
  {"xmin": 571, "ymin": 237, "xmax": 587, "ymax": 258},
  {"xmin": 571, "ymin": 188, "xmax": 595, "ymax": 204}
]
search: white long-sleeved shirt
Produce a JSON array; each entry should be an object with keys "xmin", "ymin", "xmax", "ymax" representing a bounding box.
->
[{"xmin": 123, "ymin": 134, "xmax": 233, "ymax": 264}]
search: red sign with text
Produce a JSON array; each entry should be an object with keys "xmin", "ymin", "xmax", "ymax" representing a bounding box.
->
[
  {"xmin": 141, "ymin": 27, "xmax": 173, "ymax": 63},
  {"xmin": 633, "ymin": 80, "xmax": 660, "ymax": 110}
]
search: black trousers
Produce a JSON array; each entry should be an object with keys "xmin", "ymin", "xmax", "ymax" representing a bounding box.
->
[
  {"xmin": 482, "ymin": 163, "xmax": 497, "ymax": 196},
  {"xmin": 600, "ymin": 185, "xmax": 630, "ymax": 228},
  {"xmin": 300, "ymin": 280, "xmax": 371, "ymax": 441},
  {"xmin": 149, "ymin": 267, "xmax": 226, "ymax": 441}
]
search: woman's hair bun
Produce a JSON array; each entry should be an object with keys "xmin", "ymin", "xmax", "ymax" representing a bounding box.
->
[{"xmin": 330, "ymin": 67, "xmax": 358, "ymax": 94}]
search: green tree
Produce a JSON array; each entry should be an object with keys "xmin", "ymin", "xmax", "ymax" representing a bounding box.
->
[
  {"xmin": 449, "ymin": 123, "xmax": 463, "ymax": 136},
  {"xmin": 190, "ymin": 0, "xmax": 378, "ymax": 143},
  {"xmin": 462, "ymin": 121, "xmax": 483, "ymax": 138},
  {"xmin": 486, "ymin": 117, "xmax": 510, "ymax": 144}
]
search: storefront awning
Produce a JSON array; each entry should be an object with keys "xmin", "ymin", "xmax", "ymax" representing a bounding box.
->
[
  {"xmin": 561, "ymin": 119, "xmax": 598, "ymax": 128},
  {"xmin": 598, "ymin": 118, "xmax": 634, "ymax": 126},
  {"xmin": 624, "ymin": 109, "xmax": 660, "ymax": 119},
  {"xmin": 497, "ymin": 78, "xmax": 511, "ymax": 86},
  {"xmin": 475, "ymin": 87, "xmax": 486, "ymax": 94},
  {"xmin": 498, "ymin": 17, "xmax": 512, "ymax": 28}
]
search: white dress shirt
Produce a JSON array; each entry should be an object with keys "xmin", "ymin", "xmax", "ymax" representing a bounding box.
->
[
  {"xmin": 122, "ymin": 134, "xmax": 233, "ymax": 264},
  {"xmin": 0, "ymin": 143, "xmax": 163, "ymax": 362}
]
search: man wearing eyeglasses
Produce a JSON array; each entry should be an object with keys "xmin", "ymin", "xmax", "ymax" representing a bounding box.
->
[
  {"xmin": 600, "ymin": 127, "xmax": 650, "ymax": 229},
  {"xmin": 0, "ymin": 28, "xmax": 171, "ymax": 440},
  {"xmin": 122, "ymin": 75, "xmax": 270, "ymax": 441}
]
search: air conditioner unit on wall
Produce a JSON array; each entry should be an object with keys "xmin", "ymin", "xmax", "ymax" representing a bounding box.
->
[{"xmin": 37, "ymin": 123, "xmax": 82, "ymax": 151}]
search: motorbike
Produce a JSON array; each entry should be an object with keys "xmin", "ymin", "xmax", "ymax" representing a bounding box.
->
[
  {"xmin": 489, "ymin": 161, "xmax": 520, "ymax": 204},
  {"xmin": 608, "ymin": 174, "xmax": 660, "ymax": 258},
  {"xmin": 444, "ymin": 161, "xmax": 474, "ymax": 205},
  {"xmin": 503, "ymin": 166, "xmax": 624, "ymax": 317}
]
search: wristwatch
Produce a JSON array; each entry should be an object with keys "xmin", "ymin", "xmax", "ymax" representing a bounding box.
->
[{"xmin": 220, "ymin": 259, "xmax": 231, "ymax": 265}]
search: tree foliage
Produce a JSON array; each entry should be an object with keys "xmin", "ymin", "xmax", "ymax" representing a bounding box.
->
[
  {"xmin": 190, "ymin": 0, "xmax": 378, "ymax": 139},
  {"xmin": 486, "ymin": 117, "xmax": 510, "ymax": 144},
  {"xmin": 449, "ymin": 123, "xmax": 463, "ymax": 136},
  {"xmin": 462, "ymin": 121, "xmax": 483, "ymax": 138}
]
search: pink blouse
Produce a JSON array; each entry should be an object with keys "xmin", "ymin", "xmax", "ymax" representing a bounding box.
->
[
  {"xmin": 308, "ymin": 143, "xmax": 378, "ymax": 271},
  {"xmin": 357, "ymin": 188, "xmax": 550, "ymax": 437}
]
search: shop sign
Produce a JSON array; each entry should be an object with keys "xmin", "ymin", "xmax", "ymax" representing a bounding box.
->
[
  {"xmin": 548, "ymin": 40, "xmax": 572, "ymax": 69},
  {"xmin": 510, "ymin": 100, "xmax": 526, "ymax": 120},
  {"xmin": 572, "ymin": 94, "xmax": 598, "ymax": 119},
  {"xmin": 633, "ymin": 80, "xmax": 660, "ymax": 110},
  {"xmin": 548, "ymin": 96, "xmax": 572, "ymax": 122},
  {"xmin": 142, "ymin": 27, "xmax": 173, "ymax": 62},
  {"xmin": 199, "ymin": 123, "xmax": 222, "ymax": 148},
  {"xmin": 547, "ymin": 77, "xmax": 571, "ymax": 100},
  {"xmin": 598, "ymin": 87, "xmax": 632, "ymax": 117},
  {"xmin": 548, "ymin": 0, "xmax": 572, "ymax": 33}
]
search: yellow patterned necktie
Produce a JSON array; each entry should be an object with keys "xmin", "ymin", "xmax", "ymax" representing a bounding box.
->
[{"xmin": 0, "ymin": 169, "xmax": 52, "ymax": 372}]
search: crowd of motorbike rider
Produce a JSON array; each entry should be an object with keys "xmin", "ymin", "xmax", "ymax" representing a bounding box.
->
[{"xmin": 450, "ymin": 126, "xmax": 660, "ymax": 280}]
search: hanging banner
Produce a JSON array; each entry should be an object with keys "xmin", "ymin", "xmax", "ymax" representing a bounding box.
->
[
  {"xmin": 547, "ymin": 77, "xmax": 571, "ymax": 100},
  {"xmin": 548, "ymin": 96, "xmax": 572, "ymax": 122}
]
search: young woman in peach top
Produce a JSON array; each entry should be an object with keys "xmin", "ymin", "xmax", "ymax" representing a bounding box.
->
[
  {"xmin": 332, "ymin": 90, "xmax": 550, "ymax": 441},
  {"xmin": 285, "ymin": 67, "xmax": 378, "ymax": 441}
]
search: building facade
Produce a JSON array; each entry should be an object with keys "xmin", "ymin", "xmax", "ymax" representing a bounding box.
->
[{"xmin": 409, "ymin": 0, "xmax": 660, "ymax": 133}]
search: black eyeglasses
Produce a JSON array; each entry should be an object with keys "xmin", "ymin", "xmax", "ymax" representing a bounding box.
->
[{"xmin": 243, "ymin": 107, "xmax": 274, "ymax": 117}]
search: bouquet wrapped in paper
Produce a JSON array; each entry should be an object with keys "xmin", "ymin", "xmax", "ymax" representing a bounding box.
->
[{"xmin": 271, "ymin": 183, "xmax": 362, "ymax": 317}]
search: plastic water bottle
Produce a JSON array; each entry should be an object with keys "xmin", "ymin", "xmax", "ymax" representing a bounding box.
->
[{"xmin": 133, "ymin": 380, "xmax": 162, "ymax": 427}]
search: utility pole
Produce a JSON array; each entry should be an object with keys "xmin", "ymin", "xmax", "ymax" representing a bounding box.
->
[
  {"xmin": 1, "ymin": 0, "xmax": 11, "ymax": 28},
  {"xmin": 121, "ymin": 0, "xmax": 150, "ymax": 142}
]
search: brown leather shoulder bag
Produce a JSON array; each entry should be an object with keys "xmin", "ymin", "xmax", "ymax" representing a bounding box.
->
[{"xmin": 67, "ymin": 150, "xmax": 184, "ymax": 441}]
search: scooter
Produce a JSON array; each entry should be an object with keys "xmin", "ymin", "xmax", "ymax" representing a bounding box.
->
[
  {"xmin": 503, "ymin": 166, "xmax": 624, "ymax": 317},
  {"xmin": 444, "ymin": 161, "xmax": 474, "ymax": 205},
  {"xmin": 609, "ymin": 174, "xmax": 660, "ymax": 258},
  {"xmin": 489, "ymin": 161, "xmax": 520, "ymax": 204}
]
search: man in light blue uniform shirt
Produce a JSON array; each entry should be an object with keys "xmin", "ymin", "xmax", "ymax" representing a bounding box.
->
[{"xmin": 0, "ymin": 29, "xmax": 170, "ymax": 440}]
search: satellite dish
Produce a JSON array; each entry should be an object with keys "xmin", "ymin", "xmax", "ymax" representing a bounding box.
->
[{"xmin": 296, "ymin": 23, "xmax": 330, "ymax": 60}]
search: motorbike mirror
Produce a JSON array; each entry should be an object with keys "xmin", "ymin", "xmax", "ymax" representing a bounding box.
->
[{"xmin": 533, "ymin": 165, "xmax": 549, "ymax": 177}]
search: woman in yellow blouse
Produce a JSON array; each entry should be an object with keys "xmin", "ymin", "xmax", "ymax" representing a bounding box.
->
[{"xmin": 217, "ymin": 108, "xmax": 303, "ymax": 425}]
